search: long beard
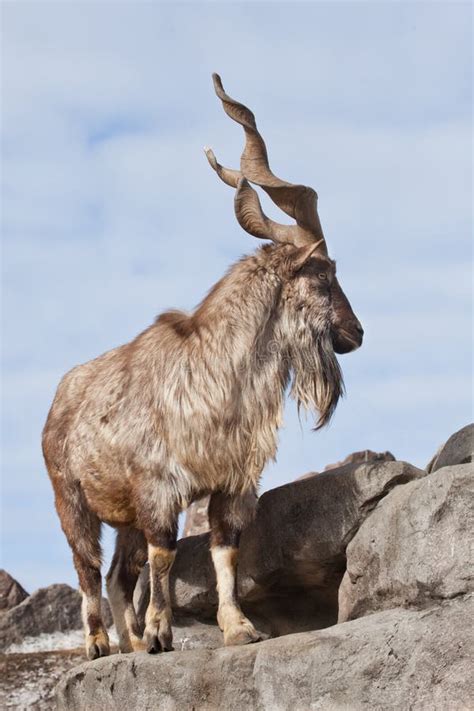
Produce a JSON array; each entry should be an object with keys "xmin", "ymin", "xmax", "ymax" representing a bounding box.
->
[{"xmin": 289, "ymin": 324, "xmax": 345, "ymax": 430}]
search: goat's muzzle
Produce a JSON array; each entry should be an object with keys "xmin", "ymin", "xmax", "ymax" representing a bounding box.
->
[{"xmin": 331, "ymin": 319, "xmax": 364, "ymax": 354}]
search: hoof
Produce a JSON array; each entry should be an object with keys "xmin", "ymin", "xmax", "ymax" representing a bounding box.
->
[
  {"xmin": 224, "ymin": 621, "xmax": 262, "ymax": 647},
  {"xmin": 146, "ymin": 634, "xmax": 162, "ymax": 654},
  {"xmin": 144, "ymin": 630, "xmax": 174, "ymax": 655},
  {"xmin": 86, "ymin": 631, "xmax": 110, "ymax": 660}
]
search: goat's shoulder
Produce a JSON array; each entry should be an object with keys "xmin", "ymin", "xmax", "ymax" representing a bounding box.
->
[{"xmin": 153, "ymin": 309, "xmax": 194, "ymax": 340}]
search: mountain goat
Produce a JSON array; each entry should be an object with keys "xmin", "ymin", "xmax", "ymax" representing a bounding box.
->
[{"xmin": 43, "ymin": 74, "xmax": 363, "ymax": 659}]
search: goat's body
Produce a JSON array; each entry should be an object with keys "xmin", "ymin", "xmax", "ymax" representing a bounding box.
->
[{"xmin": 43, "ymin": 248, "xmax": 288, "ymax": 530}]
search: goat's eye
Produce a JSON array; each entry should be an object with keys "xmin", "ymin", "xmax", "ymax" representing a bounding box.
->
[{"xmin": 318, "ymin": 273, "xmax": 328, "ymax": 281}]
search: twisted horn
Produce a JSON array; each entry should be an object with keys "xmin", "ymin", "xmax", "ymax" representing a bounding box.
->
[
  {"xmin": 234, "ymin": 177, "xmax": 296, "ymax": 243},
  {"xmin": 205, "ymin": 153, "xmax": 311, "ymax": 246},
  {"xmin": 204, "ymin": 147, "xmax": 241, "ymax": 189},
  {"xmin": 206, "ymin": 73, "xmax": 327, "ymax": 253}
]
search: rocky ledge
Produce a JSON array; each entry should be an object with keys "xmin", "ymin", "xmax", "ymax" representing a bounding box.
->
[{"xmin": 57, "ymin": 595, "xmax": 473, "ymax": 711}]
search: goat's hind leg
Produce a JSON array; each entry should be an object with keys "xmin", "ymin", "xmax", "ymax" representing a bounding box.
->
[
  {"xmin": 135, "ymin": 493, "xmax": 179, "ymax": 654},
  {"xmin": 143, "ymin": 523, "xmax": 178, "ymax": 653},
  {"xmin": 53, "ymin": 478, "xmax": 110, "ymax": 660},
  {"xmin": 106, "ymin": 527, "xmax": 147, "ymax": 653}
]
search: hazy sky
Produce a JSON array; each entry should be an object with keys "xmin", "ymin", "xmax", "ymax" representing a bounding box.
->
[{"xmin": 2, "ymin": 1, "xmax": 472, "ymax": 592}]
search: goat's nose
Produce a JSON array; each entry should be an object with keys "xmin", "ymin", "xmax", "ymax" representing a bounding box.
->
[{"xmin": 350, "ymin": 319, "xmax": 364, "ymax": 345}]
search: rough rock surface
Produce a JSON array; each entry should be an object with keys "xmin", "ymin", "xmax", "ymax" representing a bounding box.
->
[
  {"xmin": 1, "ymin": 620, "xmax": 221, "ymax": 710},
  {"xmin": 167, "ymin": 619, "xmax": 223, "ymax": 651},
  {"xmin": 426, "ymin": 423, "xmax": 473, "ymax": 472},
  {"xmin": 1, "ymin": 649, "xmax": 83, "ymax": 710},
  {"xmin": 297, "ymin": 450, "xmax": 395, "ymax": 480},
  {"xmin": 338, "ymin": 463, "xmax": 473, "ymax": 622},
  {"xmin": 137, "ymin": 460, "xmax": 425, "ymax": 636},
  {"xmin": 0, "ymin": 570, "xmax": 28, "ymax": 613},
  {"xmin": 56, "ymin": 594, "xmax": 473, "ymax": 711},
  {"xmin": 324, "ymin": 448, "xmax": 396, "ymax": 471},
  {"xmin": 0, "ymin": 585, "xmax": 112, "ymax": 652}
]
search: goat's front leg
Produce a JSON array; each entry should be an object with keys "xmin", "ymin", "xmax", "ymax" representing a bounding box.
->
[
  {"xmin": 142, "ymin": 521, "xmax": 178, "ymax": 653},
  {"xmin": 208, "ymin": 489, "xmax": 260, "ymax": 646}
]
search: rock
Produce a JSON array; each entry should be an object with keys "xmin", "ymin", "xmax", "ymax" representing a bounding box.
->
[
  {"xmin": 324, "ymin": 449, "xmax": 396, "ymax": 470},
  {"xmin": 137, "ymin": 460, "xmax": 425, "ymax": 636},
  {"xmin": 182, "ymin": 496, "xmax": 210, "ymax": 537},
  {"xmin": 296, "ymin": 449, "xmax": 396, "ymax": 480},
  {"xmin": 169, "ymin": 618, "xmax": 223, "ymax": 651},
  {"xmin": 237, "ymin": 460, "xmax": 425, "ymax": 635},
  {"xmin": 0, "ymin": 585, "xmax": 112, "ymax": 652},
  {"xmin": 0, "ymin": 571, "xmax": 28, "ymax": 613},
  {"xmin": 426, "ymin": 423, "xmax": 473, "ymax": 472},
  {"xmin": 56, "ymin": 594, "xmax": 473, "ymax": 711},
  {"xmin": 338, "ymin": 464, "xmax": 474, "ymax": 623}
]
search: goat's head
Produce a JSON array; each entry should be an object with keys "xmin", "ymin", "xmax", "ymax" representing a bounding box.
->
[{"xmin": 205, "ymin": 73, "xmax": 363, "ymax": 356}]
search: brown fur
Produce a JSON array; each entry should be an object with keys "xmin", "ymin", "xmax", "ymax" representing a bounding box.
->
[{"xmin": 43, "ymin": 241, "xmax": 361, "ymax": 656}]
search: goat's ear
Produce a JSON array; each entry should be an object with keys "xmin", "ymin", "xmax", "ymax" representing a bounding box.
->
[{"xmin": 284, "ymin": 243, "xmax": 320, "ymax": 277}]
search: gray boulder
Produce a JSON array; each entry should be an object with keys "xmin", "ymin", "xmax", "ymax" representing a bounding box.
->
[
  {"xmin": 137, "ymin": 460, "xmax": 425, "ymax": 636},
  {"xmin": 426, "ymin": 423, "xmax": 473, "ymax": 472},
  {"xmin": 56, "ymin": 594, "xmax": 473, "ymax": 711},
  {"xmin": 339, "ymin": 463, "xmax": 473, "ymax": 622},
  {"xmin": 0, "ymin": 584, "xmax": 112, "ymax": 652},
  {"xmin": 0, "ymin": 570, "xmax": 28, "ymax": 613}
]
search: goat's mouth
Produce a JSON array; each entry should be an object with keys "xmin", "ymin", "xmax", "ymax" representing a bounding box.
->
[{"xmin": 331, "ymin": 326, "xmax": 364, "ymax": 354}]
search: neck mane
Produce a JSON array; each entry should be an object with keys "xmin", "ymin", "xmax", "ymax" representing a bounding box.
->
[
  {"xmin": 151, "ymin": 244, "xmax": 342, "ymax": 493},
  {"xmin": 157, "ymin": 245, "xmax": 285, "ymax": 388}
]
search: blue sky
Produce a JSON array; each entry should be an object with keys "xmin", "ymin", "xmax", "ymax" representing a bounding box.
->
[{"xmin": 1, "ymin": 1, "xmax": 472, "ymax": 592}]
